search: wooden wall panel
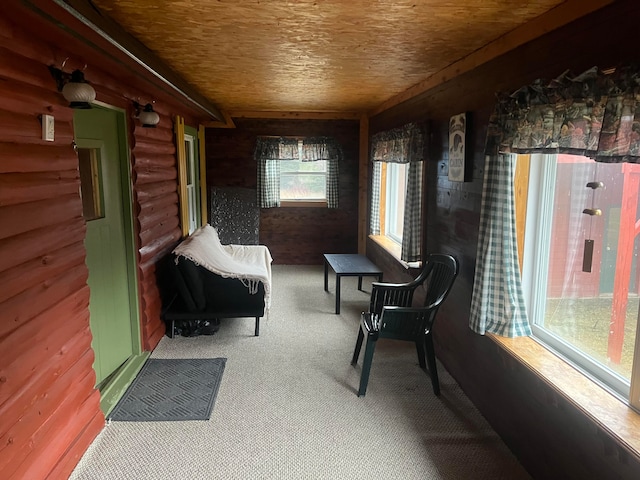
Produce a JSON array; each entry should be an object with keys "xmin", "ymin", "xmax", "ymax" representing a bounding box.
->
[
  {"xmin": 206, "ymin": 118, "xmax": 360, "ymax": 264},
  {"xmin": 368, "ymin": 1, "xmax": 640, "ymax": 479},
  {"xmin": 130, "ymin": 124, "xmax": 181, "ymax": 349},
  {"xmin": 0, "ymin": 39, "xmax": 95, "ymax": 480},
  {"xmin": 0, "ymin": 5, "xmax": 203, "ymax": 478}
]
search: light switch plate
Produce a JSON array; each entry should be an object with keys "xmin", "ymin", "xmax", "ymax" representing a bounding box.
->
[{"xmin": 42, "ymin": 114, "xmax": 55, "ymax": 142}]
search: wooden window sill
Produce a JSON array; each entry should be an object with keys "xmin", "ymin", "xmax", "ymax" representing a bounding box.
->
[
  {"xmin": 279, "ymin": 200, "xmax": 327, "ymax": 208},
  {"xmin": 369, "ymin": 235, "xmax": 421, "ymax": 269},
  {"xmin": 490, "ymin": 334, "xmax": 640, "ymax": 457}
]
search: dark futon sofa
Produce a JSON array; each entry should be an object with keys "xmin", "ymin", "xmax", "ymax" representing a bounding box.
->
[{"xmin": 161, "ymin": 253, "xmax": 266, "ymax": 337}]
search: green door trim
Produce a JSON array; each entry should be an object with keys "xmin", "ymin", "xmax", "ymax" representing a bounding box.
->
[
  {"xmin": 110, "ymin": 104, "xmax": 143, "ymax": 357},
  {"xmin": 100, "ymin": 352, "xmax": 150, "ymax": 416},
  {"xmin": 76, "ymin": 102, "xmax": 143, "ymax": 414}
]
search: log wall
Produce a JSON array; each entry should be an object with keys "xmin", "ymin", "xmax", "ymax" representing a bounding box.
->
[
  {"xmin": 0, "ymin": 3, "xmax": 205, "ymax": 478},
  {"xmin": 206, "ymin": 118, "xmax": 360, "ymax": 264},
  {"xmin": 369, "ymin": 1, "xmax": 640, "ymax": 479}
]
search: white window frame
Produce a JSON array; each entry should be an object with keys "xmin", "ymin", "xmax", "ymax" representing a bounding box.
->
[
  {"xmin": 175, "ymin": 116, "xmax": 206, "ymax": 237},
  {"xmin": 279, "ymin": 139, "xmax": 328, "ymax": 204},
  {"xmin": 384, "ymin": 162, "xmax": 408, "ymax": 245},
  {"xmin": 520, "ymin": 153, "xmax": 640, "ymax": 409},
  {"xmin": 184, "ymin": 132, "xmax": 199, "ymax": 234}
]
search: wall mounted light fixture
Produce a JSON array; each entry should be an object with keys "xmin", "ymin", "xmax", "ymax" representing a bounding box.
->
[
  {"xmin": 49, "ymin": 66, "xmax": 96, "ymax": 109},
  {"xmin": 134, "ymin": 101, "xmax": 160, "ymax": 128}
]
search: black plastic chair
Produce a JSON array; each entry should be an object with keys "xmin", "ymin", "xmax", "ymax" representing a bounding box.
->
[{"xmin": 350, "ymin": 253, "xmax": 459, "ymax": 397}]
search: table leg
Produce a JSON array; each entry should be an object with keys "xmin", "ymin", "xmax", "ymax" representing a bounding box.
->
[
  {"xmin": 335, "ymin": 274, "xmax": 341, "ymax": 314},
  {"xmin": 357, "ymin": 276, "xmax": 363, "ymax": 291},
  {"xmin": 324, "ymin": 260, "xmax": 329, "ymax": 291}
]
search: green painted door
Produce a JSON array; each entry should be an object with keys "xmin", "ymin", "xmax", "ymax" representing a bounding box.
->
[{"xmin": 74, "ymin": 106, "xmax": 136, "ymax": 386}]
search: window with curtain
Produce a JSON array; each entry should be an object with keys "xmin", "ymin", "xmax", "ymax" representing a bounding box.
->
[
  {"xmin": 370, "ymin": 122, "xmax": 424, "ymax": 263},
  {"xmin": 254, "ymin": 136, "xmax": 341, "ymax": 208},
  {"xmin": 470, "ymin": 65, "xmax": 640, "ymax": 408}
]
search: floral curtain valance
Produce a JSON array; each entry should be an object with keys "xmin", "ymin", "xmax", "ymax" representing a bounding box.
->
[
  {"xmin": 254, "ymin": 137, "xmax": 343, "ymax": 162},
  {"xmin": 485, "ymin": 65, "xmax": 640, "ymax": 163},
  {"xmin": 371, "ymin": 122, "xmax": 424, "ymax": 163},
  {"xmin": 254, "ymin": 137, "xmax": 299, "ymax": 161},
  {"xmin": 301, "ymin": 137, "xmax": 343, "ymax": 162}
]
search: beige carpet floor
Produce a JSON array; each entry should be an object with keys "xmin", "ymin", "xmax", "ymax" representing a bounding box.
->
[{"xmin": 69, "ymin": 265, "xmax": 531, "ymax": 480}]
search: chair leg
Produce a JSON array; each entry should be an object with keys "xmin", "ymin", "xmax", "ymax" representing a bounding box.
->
[
  {"xmin": 351, "ymin": 328, "xmax": 364, "ymax": 365},
  {"xmin": 254, "ymin": 317, "xmax": 260, "ymax": 336},
  {"xmin": 424, "ymin": 333, "xmax": 440, "ymax": 396},
  {"xmin": 166, "ymin": 319, "xmax": 175, "ymax": 338},
  {"xmin": 358, "ymin": 338, "xmax": 376, "ymax": 397},
  {"xmin": 415, "ymin": 339, "xmax": 426, "ymax": 369}
]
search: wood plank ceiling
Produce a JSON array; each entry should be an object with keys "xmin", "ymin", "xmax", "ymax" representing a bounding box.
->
[{"xmin": 91, "ymin": 0, "xmax": 576, "ymax": 117}]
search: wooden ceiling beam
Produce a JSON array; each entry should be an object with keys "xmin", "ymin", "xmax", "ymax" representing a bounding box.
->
[{"xmin": 229, "ymin": 111, "xmax": 363, "ymax": 121}]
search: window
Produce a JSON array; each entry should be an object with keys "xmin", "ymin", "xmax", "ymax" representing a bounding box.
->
[
  {"xmin": 383, "ymin": 162, "xmax": 408, "ymax": 245},
  {"xmin": 175, "ymin": 116, "xmax": 206, "ymax": 237},
  {"xmin": 280, "ymin": 140, "xmax": 327, "ymax": 202},
  {"xmin": 519, "ymin": 153, "xmax": 640, "ymax": 406},
  {"xmin": 255, "ymin": 136, "xmax": 341, "ymax": 209},
  {"xmin": 369, "ymin": 122, "xmax": 424, "ymax": 264},
  {"xmin": 77, "ymin": 147, "xmax": 104, "ymax": 221},
  {"xmin": 184, "ymin": 131, "xmax": 200, "ymax": 234}
]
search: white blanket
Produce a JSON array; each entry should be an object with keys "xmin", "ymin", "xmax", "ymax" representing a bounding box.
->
[{"xmin": 172, "ymin": 225, "xmax": 273, "ymax": 309}]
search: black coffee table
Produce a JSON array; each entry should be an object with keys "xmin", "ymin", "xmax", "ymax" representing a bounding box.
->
[{"xmin": 323, "ymin": 254, "xmax": 383, "ymax": 314}]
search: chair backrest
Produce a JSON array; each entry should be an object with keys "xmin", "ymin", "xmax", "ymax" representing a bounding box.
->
[
  {"xmin": 369, "ymin": 269, "xmax": 428, "ymax": 315},
  {"xmin": 420, "ymin": 253, "xmax": 459, "ymax": 310},
  {"xmin": 368, "ymin": 254, "xmax": 458, "ymax": 315},
  {"xmin": 376, "ymin": 254, "xmax": 458, "ymax": 339}
]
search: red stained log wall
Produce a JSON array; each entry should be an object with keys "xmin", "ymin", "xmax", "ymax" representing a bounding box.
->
[{"xmin": 0, "ymin": 4, "xmax": 203, "ymax": 478}]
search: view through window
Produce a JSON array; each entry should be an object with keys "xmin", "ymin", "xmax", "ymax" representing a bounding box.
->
[
  {"xmin": 280, "ymin": 143, "xmax": 327, "ymax": 201},
  {"xmin": 384, "ymin": 162, "xmax": 408, "ymax": 244},
  {"xmin": 520, "ymin": 153, "xmax": 640, "ymax": 401}
]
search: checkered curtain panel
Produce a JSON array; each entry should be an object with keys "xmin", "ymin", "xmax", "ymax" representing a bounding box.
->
[
  {"xmin": 326, "ymin": 157, "xmax": 339, "ymax": 208},
  {"xmin": 369, "ymin": 162, "xmax": 381, "ymax": 235},
  {"xmin": 370, "ymin": 122, "xmax": 424, "ymax": 262},
  {"xmin": 469, "ymin": 154, "xmax": 531, "ymax": 337},
  {"xmin": 401, "ymin": 160, "xmax": 422, "ymax": 262},
  {"xmin": 254, "ymin": 138, "xmax": 298, "ymax": 208},
  {"xmin": 256, "ymin": 158, "xmax": 281, "ymax": 208},
  {"xmin": 302, "ymin": 137, "xmax": 342, "ymax": 209}
]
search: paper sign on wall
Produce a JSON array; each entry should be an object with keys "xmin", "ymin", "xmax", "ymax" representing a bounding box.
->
[{"xmin": 448, "ymin": 113, "xmax": 466, "ymax": 182}]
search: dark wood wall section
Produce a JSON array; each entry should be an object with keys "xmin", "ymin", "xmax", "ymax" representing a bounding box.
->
[
  {"xmin": 0, "ymin": 4, "xmax": 204, "ymax": 478},
  {"xmin": 206, "ymin": 118, "xmax": 360, "ymax": 264},
  {"xmin": 369, "ymin": 1, "xmax": 640, "ymax": 479}
]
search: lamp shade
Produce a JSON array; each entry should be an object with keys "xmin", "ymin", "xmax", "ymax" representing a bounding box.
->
[
  {"xmin": 139, "ymin": 103, "xmax": 160, "ymax": 128},
  {"xmin": 62, "ymin": 70, "xmax": 96, "ymax": 109}
]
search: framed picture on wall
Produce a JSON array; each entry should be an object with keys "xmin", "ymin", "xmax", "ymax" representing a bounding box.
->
[{"xmin": 448, "ymin": 113, "xmax": 467, "ymax": 182}]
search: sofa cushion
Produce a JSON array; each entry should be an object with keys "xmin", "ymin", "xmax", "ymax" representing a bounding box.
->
[{"xmin": 174, "ymin": 255, "xmax": 206, "ymax": 312}]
